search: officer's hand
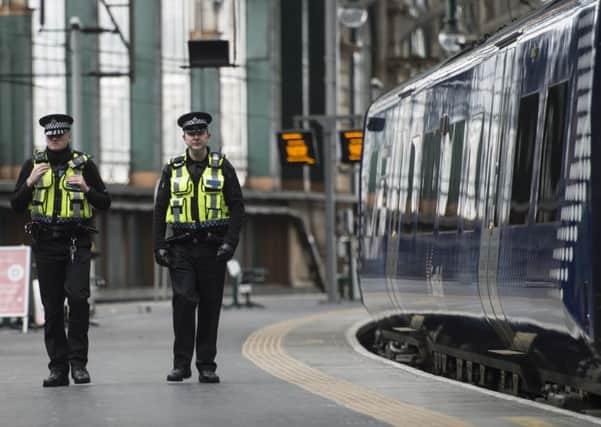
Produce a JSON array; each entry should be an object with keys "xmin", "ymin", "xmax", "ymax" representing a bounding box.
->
[
  {"xmin": 216, "ymin": 243, "xmax": 234, "ymax": 262},
  {"xmin": 66, "ymin": 174, "xmax": 90, "ymax": 193},
  {"xmin": 154, "ymin": 248, "xmax": 171, "ymax": 267},
  {"xmin": 26, "ymin": 163, "xmax": 50, "ymax": 187}
]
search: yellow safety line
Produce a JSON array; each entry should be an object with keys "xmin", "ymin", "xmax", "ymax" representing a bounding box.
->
[
  {"xmin": 242, "ymin": 309, "xmax": 474, "ymax": 427},
  {"xmin": 502, "ymin": 417, "xmax": 557, "ymax": 427}
]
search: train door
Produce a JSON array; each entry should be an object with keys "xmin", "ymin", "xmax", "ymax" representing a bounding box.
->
[
  {"xmin": 359, "ymin": 109, "xmax": 396, "ymax": 313},
  {"xmin": 478, "ymin": 48, "xmax": 517, "ymax": 347}
]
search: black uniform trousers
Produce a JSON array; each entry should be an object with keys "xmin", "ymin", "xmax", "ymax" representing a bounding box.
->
[
  {"xmin": 34, "ymin": 235, "xmax": 91, "ymax": 373},
  {"xmin": 168, "ymin": 239, "xmax": 226, "ymax": 372}
]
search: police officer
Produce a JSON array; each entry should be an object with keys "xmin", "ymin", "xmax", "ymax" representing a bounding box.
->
[
  {"xmin": 10, "ymin": 114, "xmax": 111, "ymax": 387},
  {"xmin": 154, "ymin": 112, "xmax": 244, "ymax": 383}
]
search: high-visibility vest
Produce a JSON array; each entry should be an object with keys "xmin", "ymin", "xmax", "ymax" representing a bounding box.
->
[
  {"xmin": 165, "ymin": 152, "xmax": 230, "ymax": 227},
  {"xmin": 29, "ymin": 149, "xmax": 93, "ymax": 222}
]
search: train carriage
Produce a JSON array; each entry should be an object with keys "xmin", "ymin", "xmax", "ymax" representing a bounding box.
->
[{"xmin": 359, "ymin": 0, "xmax": 601, "ymax": 402}]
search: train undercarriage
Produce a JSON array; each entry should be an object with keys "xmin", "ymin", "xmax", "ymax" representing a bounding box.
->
[{"xmin": 359, "ymin": 314, "xmax": 601, "ymax": 415}]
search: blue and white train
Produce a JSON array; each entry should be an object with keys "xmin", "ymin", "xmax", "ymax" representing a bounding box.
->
[{"xmin": 358, "ymin": 0, "xmax": 601, "ymax": 401}]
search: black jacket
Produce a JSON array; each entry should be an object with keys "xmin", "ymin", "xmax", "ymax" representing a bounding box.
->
[{"xmin": 153, "ymin": 149, "xmax": 244, "ymax": 250}]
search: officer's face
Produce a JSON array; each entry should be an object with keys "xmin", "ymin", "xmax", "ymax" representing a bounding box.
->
[
  {"xmin": 183, "ymin": 128, "xmax": 210, "ymax": 153},
  {"xmin": 46, "ymin": 131, "xmax": 71, "ymax": 151}
]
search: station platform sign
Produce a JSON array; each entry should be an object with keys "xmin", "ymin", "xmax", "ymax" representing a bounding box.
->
[
  {"xmin": 0, "ymin": 246, "xmax": 31, "ymax": 333},
  {"xmin": 339, "ymin": 130, "xmax": 363, "ymax": 163},
  {"xmin": 277, "ymin": 130, "xmax": 318, "ymax": 166}
]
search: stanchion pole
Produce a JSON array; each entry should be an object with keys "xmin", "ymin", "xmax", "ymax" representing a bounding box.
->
[{"xmin": 324, "ymin": 0, "xmax": 339, "ymax": 303}]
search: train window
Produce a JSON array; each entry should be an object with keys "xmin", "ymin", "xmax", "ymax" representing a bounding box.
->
[
  {"xmin": 375, "ymin": 142, "xmax": 391, "ymax": 236},
  {"xmin": 388, "ymin": 106, "xmax": 405, "ymax": 236},
  {"xmin": 439, "ymin": 121, "xmax": 466, "ymax": 231},
  {"xmin": 536, "ymin": 82, "xmax": 568, "ymax": 223},
  {"xmin": 367, "ymin": 117, "xmax": 386, "ymax": 131},
  {"xmin": 462, "ymin": 114, "xmax": 483, "ymax": 230},
  {"xmin": 418, "ymin": 132, "xmax": 441, "ymax": 233},
  {"xmin": 400, "ymin": 141, "xmax": 416, "ymax": 234},
  {"xmin": 509, "ymin": 93, "xmax": 539, "ymax": 225}
]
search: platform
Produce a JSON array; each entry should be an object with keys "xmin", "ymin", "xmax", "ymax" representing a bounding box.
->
[{"xmin": 0, "ymin": 294, "xmax": 599, "ymax": 426}]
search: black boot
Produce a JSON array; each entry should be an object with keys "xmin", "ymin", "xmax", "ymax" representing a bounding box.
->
[
  {"xmin": 166, "ymin": 367, "xmax": 192, "ymax": 382},
  {"xmin": 71, "ymin": 366, "xmax": 91, "ymax": 384},
  {"xmin": 43, "ymin": 369, "xmax": 69, "ymax": 387},
  {"xmin": 198, "ymin": 370, "xmax": 220, "ymax": 383}
]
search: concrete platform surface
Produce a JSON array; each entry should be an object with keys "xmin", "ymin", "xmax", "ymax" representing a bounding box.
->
[{"xmin": 0, "ymin": 294, "xmax": 599, "ymax": 427}]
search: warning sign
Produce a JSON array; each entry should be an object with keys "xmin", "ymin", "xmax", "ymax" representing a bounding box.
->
[
  {"xmin": 339, "ymin": 130, "xmax": 363, "ymax": 164},
  {"xmin": 0, "ymin": 246, "xmax": 31, "ymax": 331},
  {"xmin": 277, "ymin": 130, "xmax": 318, "ymax": 165}
]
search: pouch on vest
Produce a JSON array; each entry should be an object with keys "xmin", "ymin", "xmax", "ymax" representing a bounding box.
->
[
  {"xmin": 204, "ymin": 193, "xmax": 223, "ymax": 220},
  {"xmin": 31, "ymin": 170, "xmax": 54, "ymax": 209},
  {"xmin": 169, "ymin": 197, "xmax": 187, "ymax": 223},
  {"xmin": 64, "ymin": 181, "xmax": 86, "ymax": 217},
  {"xmin": 170, "ymin": 175, "xmax": 193, "ymax": 196},
  {"xmin": 201, "ymin": 173, "xmax": 223, "ymax": 193}
]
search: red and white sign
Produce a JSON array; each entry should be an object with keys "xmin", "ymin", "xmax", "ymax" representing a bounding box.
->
[{"xmin": 0, "ymin": 246, "xmax": 31, "ymax": 326}]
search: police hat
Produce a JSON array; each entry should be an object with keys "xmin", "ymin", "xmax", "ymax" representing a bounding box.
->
[
  {"xmin": 177, "ymin": 112, "xmax": 212, "ymax": 131},
  {"xmin": 39, "ymin": 114, "xmax": 74, "ymax": 136}
]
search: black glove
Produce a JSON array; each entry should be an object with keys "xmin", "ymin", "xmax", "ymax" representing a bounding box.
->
[
  {"xmin": 154, "ymin": 248, "xmax": 171, "ymax": 267},
  {"xmin": 216, "ymin": 243, "xmax": 234, "ymax": 262}
]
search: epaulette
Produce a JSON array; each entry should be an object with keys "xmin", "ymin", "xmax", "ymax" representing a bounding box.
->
[
  {"xmin": 208, "ymin": 152, "xmax": 224, "ymax": 168},
  {"xmin": 33, "ymin": 148, "xmax": 48, "ymax": 163},
  {"xmin": 169, "ymin": 155, "xmax": 186, "ymax": 168}
]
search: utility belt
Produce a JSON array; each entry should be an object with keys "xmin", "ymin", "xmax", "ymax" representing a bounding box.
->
[
  {"xmin": 25, "ymin": 221, "xmax": 98, "ymax": 263},
  {"xmin": 25, "ymin": 221, "xmax": 98, "ymax": 241},
  {"xmin": 166, "ymin": 230, "xmax": 224, "ymax": 246}
]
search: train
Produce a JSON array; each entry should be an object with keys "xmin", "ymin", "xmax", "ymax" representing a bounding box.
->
[{"xmin": 358, "ymin": 0, "xmax": 601, "ymax": 408}]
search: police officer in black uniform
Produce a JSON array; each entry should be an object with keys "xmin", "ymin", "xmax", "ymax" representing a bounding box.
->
[
  {"xmin": 154, "ymin": 112, "xmax": 244, "ymax": 383},
  {"xmin": 10, "ymin": 114, "xmax": 111, "ymax": 387}
]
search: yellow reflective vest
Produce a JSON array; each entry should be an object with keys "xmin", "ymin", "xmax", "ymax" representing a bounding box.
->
[
  {"xmin": 165, "ymin": 152, "xmax": 230, "ymax": 227},
  {"xmin": 29, "ymin": 149, "xmax": 93, "ymax": 222}
]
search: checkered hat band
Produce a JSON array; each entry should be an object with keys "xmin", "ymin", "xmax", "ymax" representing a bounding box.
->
[
  {"xmin": 183, "ymin": 117, "xmax": 207, "ymax": 128},
  {"xmin": 45, "ymin": 128, "xmax": 68, "ymax": 136},
  {"xmin": 45, "ymin": 120, "xmax": 70, "ymax": 129}
]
